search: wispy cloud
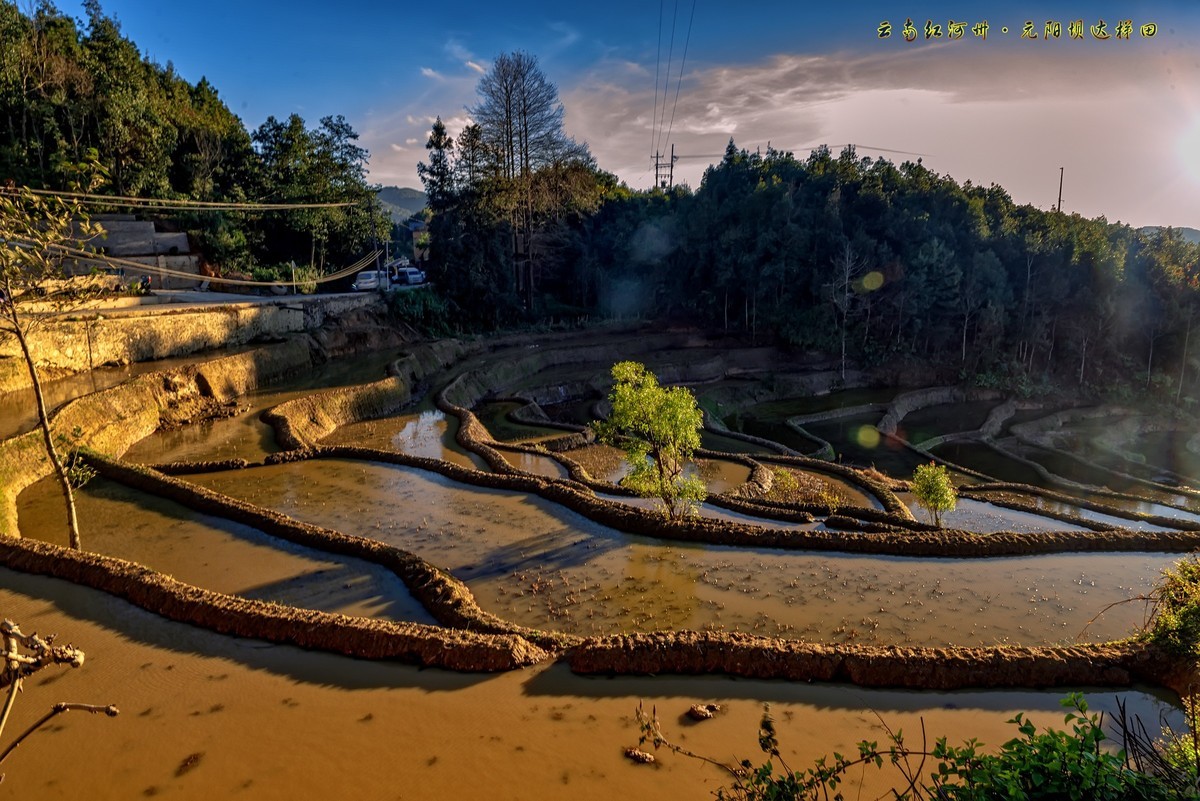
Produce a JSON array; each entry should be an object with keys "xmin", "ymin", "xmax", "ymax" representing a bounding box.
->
[
  {"xmin": 466, "ymin": 60, "xmax": 486, "ymax": 74},
  {"xmin": 444, "ymin": 39, "xmax": 473, "ymax": 62},
  {"xmin": 365, "ymin": 41, "xmax": 1197, "ymax": 226},
  {"xmin": 561, "ymin": 43, "xmax": 1197, "ymax": 225},
  {"xmin": 420, "ymin": 67, "xmax": 440, "ymax": 79},
  {"xmin": 548, "ymin": 21, "xmax": 580, "ymax": 49}
]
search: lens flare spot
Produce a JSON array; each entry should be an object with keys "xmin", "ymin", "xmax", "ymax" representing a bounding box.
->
[
  {"xmin": 855, "ymin": 425, "xmax": 881, "ymax": 449},
  {"xmin": 862, "ymin": 271, "xmax": 884, "ymax": 291}
]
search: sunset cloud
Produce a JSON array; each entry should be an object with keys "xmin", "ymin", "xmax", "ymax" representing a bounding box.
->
[{"xmin": 365, "ymin": 32, "xmax": 1198, "ymax": 228}]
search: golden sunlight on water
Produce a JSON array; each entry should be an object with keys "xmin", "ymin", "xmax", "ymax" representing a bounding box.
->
[
  {"xmin": 7, "ymin": 345, "xmax": 1198, "ymax": 800},
  {"xmin": 188, "ymin": 460, "xmax": 1174, "ymax": 645},
  {"xmin": 0, "ymin": 573, "xmax": 1182, "ymax": 801}
]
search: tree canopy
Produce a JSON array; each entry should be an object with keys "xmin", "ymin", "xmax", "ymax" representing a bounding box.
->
[
  {"xmin": 0, "ymin": 1, "xmax": 388, "ymax": 275},
  {"xmin": 419, "ymin": 50, "xmax": 608, "ymax": 322},
  {"xmin": 911, "ymin": 462, "xmax": 957, "ymax": 527},
  {"xmin": 595, "ymin": 361, "xmax": 706, "ymax": 519}
]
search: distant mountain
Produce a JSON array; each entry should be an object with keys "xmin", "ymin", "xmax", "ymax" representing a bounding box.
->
[
  {"xmin": 377, "ymin": 186, "xmax": 427, "ymax": 223},
  {"xmin": 1140, "ymin": 225, "xmax": 1200, "ymax": 245}
]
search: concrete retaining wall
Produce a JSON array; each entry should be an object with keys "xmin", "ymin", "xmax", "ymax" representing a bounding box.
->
[
  {"xmin": 0, "ymin": 339, "xmax": 315, "ymax": 535},
  {"xmin": 0, "ymin": 293, "xmax": 387, "ymax": 385}
]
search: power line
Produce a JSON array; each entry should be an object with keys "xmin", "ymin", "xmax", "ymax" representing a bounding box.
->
[
  {"xmin": 651, "ymin": 0, "xmax": 663, "ymax": 163},
  {"xmin": 662, "ymin": 0, "xmax": 696, "ymax": 160},
  {"xmin": 656, "ymin": 0, "xmax": 679, "ymax": 159},
  {"xmin": 0, "ymin": 186, "xmax": 356, "ymax": 211},
  {"xmin": 36, "ymin": 243, "xmax": 380, "ymax": 287},
  {"xmin": 673, "ymin": 143, "xmax": 934, "ymax": 160}
]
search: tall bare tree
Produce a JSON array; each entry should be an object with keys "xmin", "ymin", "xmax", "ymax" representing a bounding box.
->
[
  {"xmin": 469, "ymin": 52, "xmax": 590, "ymax": 310},
  {"xmin": 0, "ymin": 183, "xmax": 102, "ymax": 549},
  {"xmin": 827, "ymin": 241, "xmax": 866, "ymax": 381}
]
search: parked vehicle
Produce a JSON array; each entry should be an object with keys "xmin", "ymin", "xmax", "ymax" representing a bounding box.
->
[
  {"xmin": 395, "ymin": 266, "xmax": 426, "ymax": 285},
  {"xmin": 351, "ymin": 269, "xmax": 389, "ymax": 291}
]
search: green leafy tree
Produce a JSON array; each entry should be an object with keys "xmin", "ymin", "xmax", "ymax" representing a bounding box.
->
[
  {"xmin": 911, "ymin": 461, "xmax": 957, "ymax": 527},
  {"xmin": 595, "ymin": 361, "xmax": 706, "ymax": 519}
]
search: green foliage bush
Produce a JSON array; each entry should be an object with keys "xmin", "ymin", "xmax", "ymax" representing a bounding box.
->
[
  {"xmin": 911, "ymin": 462, "xmax": 957, "ymax": 526},
  {"xmin": 1150, "ymin": 557, "xmax": 1200, "ymax": 660},
  {"xmin": 595, "ymin": 361, "xmax": 706, "ymax": 518},
  {"xmin": 385, "ymin": 287, "xmax": 454, "ymax": 336},
  {"xmin": 640, "ymin": 695, "xmax": 1186, "ymax": 801}
]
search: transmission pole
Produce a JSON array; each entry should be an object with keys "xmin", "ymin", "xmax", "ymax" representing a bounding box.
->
[
  {"xmin": 653, "ymin": 144, "xmax": 678, "ymax": 189},
  {"xmin": 1056, "ymin": 167, "xmax": 1064, "ymax": 212}
]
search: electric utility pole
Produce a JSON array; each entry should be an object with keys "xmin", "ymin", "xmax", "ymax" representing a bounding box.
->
[{"xmin": 653, "ymin": 144, "xmax": 677, "ymax": 189}]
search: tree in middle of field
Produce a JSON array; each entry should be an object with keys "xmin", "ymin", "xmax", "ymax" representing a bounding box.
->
[
  {"xmin": 911, "ymin": 461, "xmax": 958, "ymax": 527},
  {"xmin": 594, "ymin": 361, "xmax": 706, "ymax": 519}
]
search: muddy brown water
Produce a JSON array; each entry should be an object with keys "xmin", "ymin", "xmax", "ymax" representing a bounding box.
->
[
  {"xmin": 699, "ymin": 429, "xmax": 774, "ymax": 455},
  {"xmin": 931, "ymin": 441, "xmax": 1046, "ymax": 485},
  {"xmin": 323, "ymin": 404, "xmax": 489, "ymax": 471},
  {"xmin": 900, "ymin": 400, "xmax": 1000, "ymax": 444},
  {"xmin": 122, "ymin": 348, "xmax": 408, "ymax": 465},
  {"xmin": 475, "ymin": 400, "xmax": 570, "ymax": 443},
  {"xmin": 499, "ymin": 449, "xmax": 572, "ymax": 479},
  {"xmin": 804, "ymin": 413, "xmax": 930, "ymax": 475},
  {"xmin": 734, "ymin": 389, "xmax": 898, "ymax": 420},
  {"xmin": 186, "ymin": 460, "xmax": 1175, "ymax": 645},
  {"xmin": 567, "ymin": 444, "xmax": 753, "ymax": 495},
  {"xmin": 6, "ymin": 345, "xmax": 1196, "ymax": 800},
  {"xmin": 16, "ymin": 475, "xmax": 435, "ymax": 625},
  {"xmin": 1129, "ymin": 429, "xmax": 1200, "ymax": 482},
  {"xmin": 726, "ymin": 415, "xmax": 826, "ymax": 453},
  {"xmin": 0, "ymin": 573, "xmax": 1182, "ymax": 801}
]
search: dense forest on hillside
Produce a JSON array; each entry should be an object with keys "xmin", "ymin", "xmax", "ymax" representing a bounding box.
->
[
  {"xmin": 421, "ymin": 87, "xmax": 1200, "ymax": 401},
  {"xmin": 0, "ymin": 1, "xmax": 389, "ymax": 274},
  {"xmin": 3, "ymin": 2, "xmax": 1199, "ymax": 402}
]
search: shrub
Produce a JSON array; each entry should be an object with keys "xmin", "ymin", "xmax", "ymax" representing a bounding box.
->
[
  {"xmin": 636, "ymin": 694, "xmax": 1185, "ymax": 800},
  {"xmin": 1150, "ymin": 557, "xmax": 1200, "ymax": 660}
]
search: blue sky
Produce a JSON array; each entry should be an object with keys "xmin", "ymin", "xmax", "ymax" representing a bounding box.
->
[{"xmin": 54, "ymin": 1, "xmax": 1200, "ymax": 227}]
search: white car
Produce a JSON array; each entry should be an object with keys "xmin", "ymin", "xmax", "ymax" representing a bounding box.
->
[
  {"xmin": 394, "ymin": 266, "xmax": 426, "ymax": 285},
  {"xmin": 351, "ymin": 269, "xmax": 389, "ymax": 291}
]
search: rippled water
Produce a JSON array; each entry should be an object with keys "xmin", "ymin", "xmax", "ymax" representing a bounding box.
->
[
  {"xmin": 2, "ymin": 572, "xmax": 1180, "ymax": 801},
  {"xmin": 184, "ymin": 459, "xmax": 1173, "ymax": 645},
  {"xmin": 6, "ymin": 345, "xmax": 1195, "ymax": 801}
]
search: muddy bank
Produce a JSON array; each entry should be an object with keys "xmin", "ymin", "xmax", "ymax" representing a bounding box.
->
[
  {"xmin": 878, "ymin": 387, "xmax": 1003, "ymax": 437},
  {"xmin": 0, "ymin": 535, "xmax": 545, "ymax": 671},
  {"xmin": 567, "ymin": 631, "xmax": 1194, "ymax": 697},
  {"xmin": 266, "ymin": 373, "xmax": 412, "ymax": 450},
  {"xmin": 959, "ymin": 490, "xmax": 1114, "ymax": 532},
  {"xmin": 967, "ymin": 481, "xmax": 1200, "ymax": 531},
  {"xmin": 1008, "ymin": 408, "xmax": 1200, "ymax": 499},
  {"xmin": 80, "ymin": 450, "xmax": 573, "ymax": 652},
  {"xmin": 155, "ymin": 445, "xmax": 1200, "ymax": 557}
]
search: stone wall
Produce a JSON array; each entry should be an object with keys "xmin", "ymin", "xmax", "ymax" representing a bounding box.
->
[
  {"xmin": 0, "ymin": 293, "xmax": 386, "ymax": 389},
  {"xmin": 0, "ymin": 339, "xmax": 315, "ymax": 534}
]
